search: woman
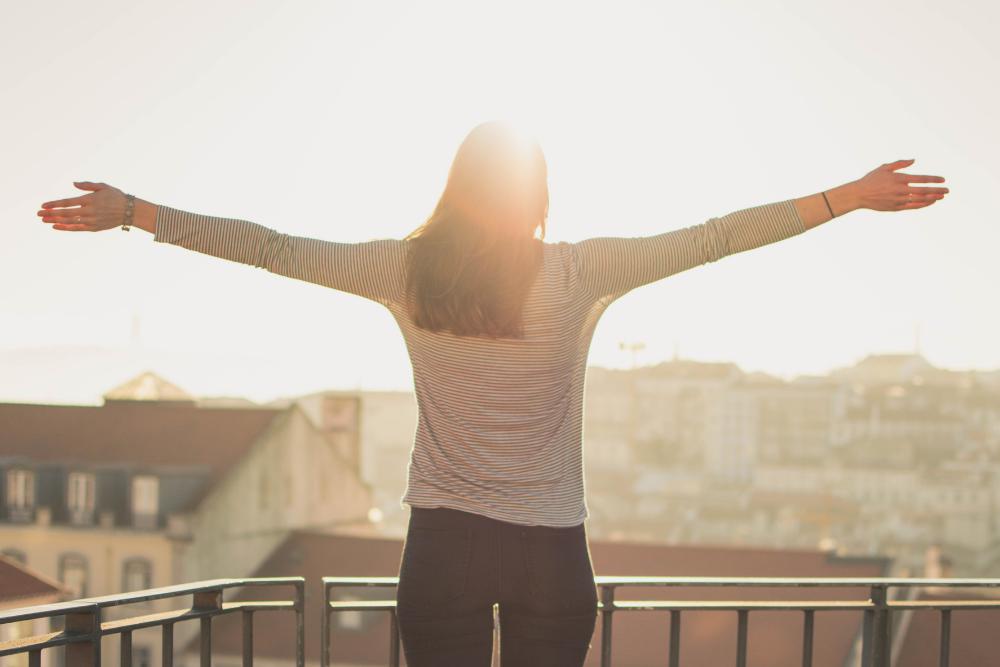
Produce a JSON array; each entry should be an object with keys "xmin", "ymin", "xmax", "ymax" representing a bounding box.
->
[{"xmin": 37, "ymin": 121, "xmax": 948, "ymax": 665}]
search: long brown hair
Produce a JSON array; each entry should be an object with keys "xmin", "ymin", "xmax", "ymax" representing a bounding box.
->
[{"xmin": 404, "ymin": 121, "xmax": 549, "ymax": 339}]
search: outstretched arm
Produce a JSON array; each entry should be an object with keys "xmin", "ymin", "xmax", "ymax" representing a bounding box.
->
[
  {"xmin": 570, "ymin": 159, "xmax": 948, "ymax": 304},
  {"xmin": 37, "ymin": 183, "xmax": 407, "ymax": 307},
  {"xmin": 151, "ymin": 204, "xmax": 406, "ymax": 307}
]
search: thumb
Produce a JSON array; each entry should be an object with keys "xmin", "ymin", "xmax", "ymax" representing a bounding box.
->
[{"xmin": 73, "ymin": 181, "xmax": 106, "ymax": 191}]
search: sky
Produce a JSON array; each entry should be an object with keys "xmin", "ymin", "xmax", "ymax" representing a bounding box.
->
[{"xmin": 2, "ymin": 0, "xmax": 998, "ymax": 405}]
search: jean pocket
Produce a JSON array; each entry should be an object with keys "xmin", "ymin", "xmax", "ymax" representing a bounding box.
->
[
  {"xmin": 397, "ymin": 525, "xmax": 472, "ymax": 610},
  {"xmin": 522, "ymin": 527, "xmax": 598, "ymax": 613}
]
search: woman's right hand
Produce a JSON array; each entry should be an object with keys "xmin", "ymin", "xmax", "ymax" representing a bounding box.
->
[{"xmin": 852, "ymin": 159, "xmax": 949, "ymax": 212}]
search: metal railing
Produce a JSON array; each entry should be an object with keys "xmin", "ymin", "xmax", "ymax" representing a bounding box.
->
[
  {"xmin": 323, "ymin": 575, "xmax": 1000, "ymax": 667},
  {"xmin": 5, "ymin": 575, "xmax": 998, "ymax": 666},
  {"xmin": 0, "ymin": 577, "xmax": 304, "ymax": 667}
]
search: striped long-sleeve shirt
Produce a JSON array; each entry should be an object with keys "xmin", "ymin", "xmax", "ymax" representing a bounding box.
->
[{"xmin": 153, "ymin": 199, "xmax": 806, "ymax": 527}]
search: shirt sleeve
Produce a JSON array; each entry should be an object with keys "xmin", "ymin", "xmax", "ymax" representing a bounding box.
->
[
  {"xmin": 569, "ymin": 199, "xmax": 807, "ymax": 304},
  {"xmin": 153, "ymin": 204, "xmax": 407, "ymax": 307}
]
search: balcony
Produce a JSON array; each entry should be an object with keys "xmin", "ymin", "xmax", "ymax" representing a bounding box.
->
[{"xmin": 2, "ymin": 576, "xmax": 999, "ymax": 666}]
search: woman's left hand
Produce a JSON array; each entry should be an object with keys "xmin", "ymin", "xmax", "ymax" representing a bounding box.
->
[{"xmin": 37, "ymin": 181, "xmax": 128, "ymax": 232}]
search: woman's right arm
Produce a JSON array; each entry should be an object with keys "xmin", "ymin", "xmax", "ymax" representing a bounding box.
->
[{"xmin": 570, "ymin": 159, "xmax": 948, "ymax": 304}]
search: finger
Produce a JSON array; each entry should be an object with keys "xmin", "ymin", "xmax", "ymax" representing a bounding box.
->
[
  {"xmin": 898, "ymin": 173, "xmax": 946, "ymax": 184},
  {"xmin": 51, "ymin": 222, "xmax": 95, "ymax": 231},
  {"xmin": 73, "ymin": 181, "xmax": 109, "ymax": 191},
  {"xmin": 906, "ymin": 186, "xmax": 949, "ymax": 195},
  {"xmin": 900, "ymin": 200, "xmax": 937, "ymax": 210},
  {"xmin": 38, "ymin": 206, "xmax": 86, "ymax": 217},
  {"xmin": 41, "ymin": 196, "xmax": 90, "ymax": 209},
  {"xmin": 884, "ymin": 159, "xmax": 916, "ymax": 171},
  {"xmin": 41, "ymin": 213, "xmax": 94, "ymax": 224}
]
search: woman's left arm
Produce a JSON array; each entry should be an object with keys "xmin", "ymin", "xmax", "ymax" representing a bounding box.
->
[
  {"xmin": 152, "ymin": 204, "xmax": 407, "ymax": 307},
  {"xmin": 38, "ymin": 182, "xmax": 407, "ymax": 307}
]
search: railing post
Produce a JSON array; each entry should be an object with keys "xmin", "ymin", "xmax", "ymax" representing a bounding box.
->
[
  {"xmin": 802, "ymin": 609, "xmax": 814, "ymax": 667},
  {"xmin": 389, "ymin": 610, "xmax": 400, "ymax": 667},
  {"xmin": 862, "ymin": 607, "xmax": 873, "ymax": 667},
  {"xmin": 241, "ymin": 610, "xmax": 253, "ymax": 667},
  {"xmin": 669, "ymin": 609, "xmax": 681, "ymax": 667},
  {"xmin": 600, "ymin": 585, "xmax": 615, "ymax": 667},
  {"xmin": 939, "ymin": 609, "xmax": 951, "ymax": 667},
  {"xmin": 736, "ymin": 609, "xmax": 749, "ymax": 667},
  {"xmin": 294, "ymin": 580, "xmax": 305, "ymax": 667},
  {"xmin": 870, "ymin": 585, "xmax": 891, "ymax": 667},
  {"xmin": 121, "ymin": 628, "xmax": 133, "ymax": 667},
  {"xmin": 162, "ymin": 621, "xmax": 174, "ymax": 667},
  {"xmin": 64, "ymin": 605, "xmax": 100, "ymax": 667},
  {"xmin": 193, "ymin": 589, "xmax": 223, "ymax": 667},
  {"xmin": 321, "ymin": 581, "xmax": 331, "ymax": 667}
]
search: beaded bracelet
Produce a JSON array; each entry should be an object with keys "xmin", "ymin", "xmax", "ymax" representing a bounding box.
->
[{"xmin": 121, "ymin": 193, "xmax": 135, "ymax": 231}]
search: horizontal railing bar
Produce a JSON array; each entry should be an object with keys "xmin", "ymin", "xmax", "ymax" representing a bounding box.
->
[
  {"xmin": 77, "ymin": 577, "xmax": 303, "ymax": 608},
  {"xmin": 616, "ymin": 601, "xmax": 875, "ymax": 611},
  {"xmin": 888, "ymin": 600, "xmax": 1000, "ymax": 610},
  {"xmin": 323, "ymin": 575, "xmax": 1000, "ymax": 589},
  {"xmin": 0, "ymin": 630, "xmax": 89, "ymax": 658},
  {"xmin": 0, "ymin": 578, "xmax": 303, "ymax": 623},
  {"xmin": 99, "ymin": 601, "xmax": 296, "ymax": 635},
  {"xmin": 593, "ymin": 577, "xmax": 1000, "ymax": 588},
  {"xmin": 329, "ymin": 601, "xmax": 398, "ymax": 611},
  {"xmin": 324, "ymin": 596, "xmax": 1000, "ymax": 615},
  {"xmin": 323, "ymin": 577, "xmax": 399, "ymax": 587},
  {"xmin": 0, "ymin": 602, "xmax": 98, "ymax": 625}
]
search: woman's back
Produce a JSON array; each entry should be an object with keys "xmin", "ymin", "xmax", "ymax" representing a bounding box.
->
[{"xmin": 392, "ymin": 240, "xmax": 601, "ymax": 527}]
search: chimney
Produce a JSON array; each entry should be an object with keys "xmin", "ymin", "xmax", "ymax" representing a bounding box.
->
[
  {"xmin": 35, "ymin": 506, "xmax": 51, "ymax": 527},
  {"xmin": 165, "ymin": 513, "xmax": 193, "ymax": 541},
  {"xmin": 320, "ymin": 394, "xmax": 362, "ymax": 473},
  {"xmin": 923, "ymin": 544, "xmax": 946, "ymax": 578},
  {"xmin": 939, "ymin": 555, "xmax": 954, "ymax": 578}
]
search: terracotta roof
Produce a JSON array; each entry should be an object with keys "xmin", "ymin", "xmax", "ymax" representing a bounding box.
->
[
  {"xmin": 0, "ymin": 400, "xmax": 283, "ymax": 489},
  {"xmin": 185, "ymin": 531, "xmax": 887, "ymax": 665},
  {"xmin": 0, "ymin": 554, "xmax": 68, "ymax": 606}
]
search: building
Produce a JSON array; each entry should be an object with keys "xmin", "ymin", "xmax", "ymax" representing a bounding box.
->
[{"xmin": 0, "ymin": 371, "xmax": 374, "ymax": 667}]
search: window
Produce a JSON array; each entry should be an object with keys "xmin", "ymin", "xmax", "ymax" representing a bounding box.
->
[
  {"xmin": 5, "ymin": 468, "xmax": 34, "ymax": 521},
  {"xmin": 58, "ymin": 553, "xmax": 88, "ymax": 599},
  {"xmin": 122, "ymin": 557, "xmax": 152, "ymax": 592},
  {"xmin": 131, "ymin": 475, "xmax": 159, "ymax": 529},
  {"xmin": 67, "ymin": 471, "xmax": 96, "ymax": 525}
]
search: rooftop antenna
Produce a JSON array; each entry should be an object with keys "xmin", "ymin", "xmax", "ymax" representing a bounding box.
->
[{"xmin": 619, "ymin": 341, "xmax": 646, "ymax": 370}]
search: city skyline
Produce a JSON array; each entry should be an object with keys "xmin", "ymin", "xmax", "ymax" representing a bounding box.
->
[{"xmin": 0, "ymin": 336, "xmax": 985, "ymax": 407}]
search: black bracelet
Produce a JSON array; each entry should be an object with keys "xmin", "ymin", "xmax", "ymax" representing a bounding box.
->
[{"xmin": 821, "ymin": 191, "xmax": 835, "ymax": 219}]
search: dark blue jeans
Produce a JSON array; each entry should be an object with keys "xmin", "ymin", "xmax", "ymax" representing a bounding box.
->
[{"xmin": 396, "ymin": 506, "xmax": 599, "ymax": 666}]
